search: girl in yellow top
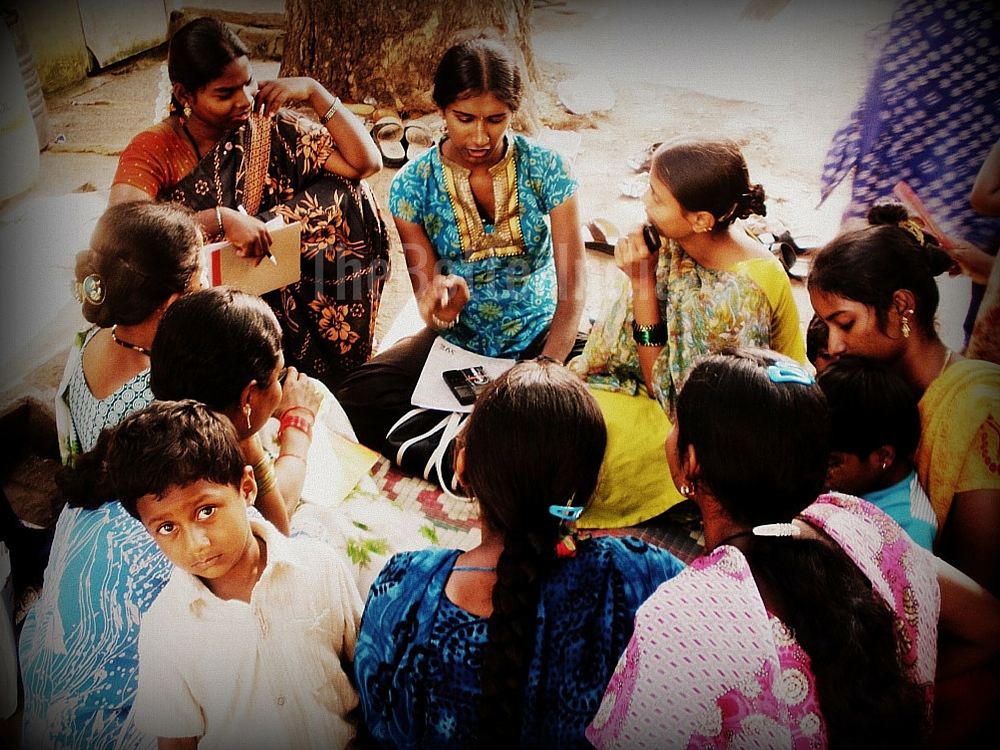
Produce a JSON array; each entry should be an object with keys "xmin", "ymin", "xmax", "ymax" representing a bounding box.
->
[
  {"xmin": 570, "ymin": 137, "xmax": 805, "ymax": 527},
  {"xmin": 572, "ymin": 137, "xmax": 804, "ymax": 414},
  {"xmin": 810, "ymin": 202, "xmax": 1000, "ymax": 596}
]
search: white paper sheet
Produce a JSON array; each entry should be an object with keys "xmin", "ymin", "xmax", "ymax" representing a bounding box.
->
[{"xmin": 411, "ymin": 336, "xmax": 516, "ymax": 413}]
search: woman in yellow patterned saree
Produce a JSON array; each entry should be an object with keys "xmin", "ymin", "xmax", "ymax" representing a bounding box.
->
[
  {"xmin": 810, "ymin": 202, "xmax": 1000, "ymax": 597},
  {"xmin": 568, "ymin": 137, "xmax": 805, "ymax": 529},
  {"xmin": 110, "ymin": 17, "xmax": 387, "ymax": 391}
]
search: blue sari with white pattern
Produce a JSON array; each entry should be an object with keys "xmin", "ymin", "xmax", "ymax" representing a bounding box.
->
[
  {"xmin": 353, "ymin": 536, "xmax": 684, "ymax": 749},
  {"xmin": 19, "ymin": 328, "xmax": 166, "ymax": 750}
]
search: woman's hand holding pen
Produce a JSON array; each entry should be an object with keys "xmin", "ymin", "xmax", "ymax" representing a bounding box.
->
[
  {"xmin": 419, "ymin": 273, "xmax": 469, "ymax": 330},
  {"xmin": 222, "ymin": 205, "xmax": 273, "ymax": 263}
]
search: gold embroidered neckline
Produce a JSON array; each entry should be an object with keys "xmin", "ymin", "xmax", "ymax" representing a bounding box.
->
[{"xmin": 439, "ymin": 137, "xmax": 525, "ymax": 262}]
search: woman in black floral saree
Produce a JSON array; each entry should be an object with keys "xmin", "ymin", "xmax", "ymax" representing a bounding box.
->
[{"xmin": 110, "ymin": 17, "xmax": 389, "ymax": 389}]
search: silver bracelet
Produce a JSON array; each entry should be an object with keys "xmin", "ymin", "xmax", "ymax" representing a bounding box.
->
[
  {"xmin": 319, "ymin": 97, "xmax": 341, "ymax": 125},
  {"xmin": 431, "ymin": 312, "xmax": 458, "ymax": 331}
]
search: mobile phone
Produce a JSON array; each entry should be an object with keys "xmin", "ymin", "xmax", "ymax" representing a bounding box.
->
[
  {"xmin": 443, "ymin": 366, "xmax": 491, "ymax": 406},
  {"xmin": 642, "ymin": 223, "xmax": 661, "ymax": 253}
]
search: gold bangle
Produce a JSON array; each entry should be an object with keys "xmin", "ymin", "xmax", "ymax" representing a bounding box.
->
[
  {"xmin": 215, "ymin": 205, "xmax": 224, "ymax": 238},
  {"xmin": 319, "ymin": 97, "xmax": 341, "ymax": 125}
]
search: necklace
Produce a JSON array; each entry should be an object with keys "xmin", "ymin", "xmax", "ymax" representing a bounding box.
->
[
  {"xmin": 181, "ymin": 122, "xmax": 202, "ymax": 161},
  {"xmin": 111, "ymin": 325, "xmax": 151, "ymax": 356}
]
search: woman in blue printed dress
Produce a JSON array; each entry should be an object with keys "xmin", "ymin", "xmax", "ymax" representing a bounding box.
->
[
  {"xmin": 18, "ymin": 201, "xmax": 204, "ymax": 750},
  {"xmin": 335, "ymin": 36, "xmax": 587, "ymax": 456},
  {"xmin": 353, "ymin": 361, "xmax": 684, "ymax": 749}
]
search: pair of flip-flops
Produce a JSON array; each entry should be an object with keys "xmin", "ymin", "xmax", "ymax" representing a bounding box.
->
[
  {"xmin": 627, "ymin": 142, "xmax": 661, "ymax": 173},
  {"xmin": 370, "ymin": 109, "xmax": 434, "ymax": 169},
  {"xmin": 752, "ymin": 229, "xmax": 817, "ymax": 279},
  {"xmin": 582, "ymin": 218, "xmax": 622, "ymax": 255}
]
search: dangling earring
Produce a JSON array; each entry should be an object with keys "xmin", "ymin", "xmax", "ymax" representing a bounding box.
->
[
  {"xmin": 243, "ymin": 403, "xmax": 252, "ymax": 431},
  {"xmin": 183, "ymin": 104, "xmax": 192, "ymax": 119},
  {"xmin": 901, "ymin": 311, "xmax": 912, "ymax": 339}
]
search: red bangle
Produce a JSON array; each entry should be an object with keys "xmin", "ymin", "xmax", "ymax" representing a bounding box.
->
[
  {"xmin": 279, "ymin": 406, "xmax": 316, "ymax": 422},
  {"xmin": 278, "ymin": 414, "xmax": 313, "ymax": 441}
]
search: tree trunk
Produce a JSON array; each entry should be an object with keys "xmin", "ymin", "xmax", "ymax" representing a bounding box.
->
[{"xmin": 281, "ymin": 0, "xmax": 540, "ymax": 133}]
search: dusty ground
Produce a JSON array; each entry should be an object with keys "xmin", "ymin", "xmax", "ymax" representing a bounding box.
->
[{"xmin": 0, "ymin": 0, "xmax": 975, "ymax": 439}]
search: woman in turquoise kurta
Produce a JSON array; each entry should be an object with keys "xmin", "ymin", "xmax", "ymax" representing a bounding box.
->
[{"xmin": 335, "ymin": 37, "xmax": 586, "ymax": 458}]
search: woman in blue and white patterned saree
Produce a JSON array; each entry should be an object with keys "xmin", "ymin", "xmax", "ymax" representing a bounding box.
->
[{"xmin": 18, "ymin": 202, "xmax": 204, "ymax": 750}]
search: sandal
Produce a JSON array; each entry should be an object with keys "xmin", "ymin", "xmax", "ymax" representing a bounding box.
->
[
  {"xmin": 583, "ymin": 218, "xmax": 621, "ymax": 255},
  {"xmin": 371, "ymin": 108, "xmax": 404, "ymax": 141},
  {"xmin": 627, "ymin": 142, "xmax": 661, "ymax": 173},
  {"xmin": 403, "ymin": 123, "xmax": 434, "ymax": 162},
  {"xmin": 371, "ymin": 108, "xmax": 406, "ymax": 168}
]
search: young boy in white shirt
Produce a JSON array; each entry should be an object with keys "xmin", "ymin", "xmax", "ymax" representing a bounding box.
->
[{"xmin": 96, "ymin": 399, "xmax": 363, "ymax": 750}]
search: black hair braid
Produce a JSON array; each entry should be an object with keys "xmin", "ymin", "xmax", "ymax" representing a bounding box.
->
[
  {"xmin": 478, "ymin": 527, "xmax": 555, "ymax": 748},
  {"xmin": 56, "ymin": 427, "xmax": 117, "ymax": 511},
  {"xmin": 746, "ymin": 537, "xmax": 928, "ymax": 749}
]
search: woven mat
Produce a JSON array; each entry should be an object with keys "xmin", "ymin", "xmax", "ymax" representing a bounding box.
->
[{"xmin": 370, "ymin": 456, "xmax": 705, "ymax": 564}]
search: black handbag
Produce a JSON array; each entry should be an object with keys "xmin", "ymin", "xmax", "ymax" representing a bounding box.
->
[{"xmin": 384, "ymin": 407, "xmax": 469, "ymax": 499}]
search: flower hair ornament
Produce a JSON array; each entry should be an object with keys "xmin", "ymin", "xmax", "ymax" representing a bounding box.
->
[
  {"xmin": 549, "ymin": 499, "xmax": 590, "ymax": 558},
  {"xmin": 153, "ymin": 64, "xmax": 174, "ymax": 123},
  {"xmin": 74, "ymin": 274, "xmax": 106, "ymax": 305},
  {"xmin": 897, "ymin": 218, "xmax": 926, "ymax": 247}
]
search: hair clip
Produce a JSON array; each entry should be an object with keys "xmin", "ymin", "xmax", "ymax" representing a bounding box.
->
[
  {"xmin": 897, "ymin": 219, "xmax": 925, "ymax": 246},
  {"xmin": 752, "ymin": 523, "xmax": 801, "ymax": 537},
  {"xmin": 766, "ymin": 362, "xmax": 815, "ymax": 386},
  {"xmin": 549, "ymin": 501, "xmax": 587, "ymax": 558},
  {"xmin": 74, "ymin": 274, "xmax": 106, "ymax": 305},
  {"xmin": 548, "ymin": 504, "xmax": 584, "ymax": 522}
]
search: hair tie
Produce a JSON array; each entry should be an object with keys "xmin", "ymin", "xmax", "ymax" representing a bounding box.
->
[
  {"xmin": 74, "ymin": 274, "xmax": 106, "ymax": 305},
  {"xmin": 548, "ymin": 500, "xmax": 588, "ymax": 558},
  {"xmin": 897, "ymin": 219, "xmax": 925, "ymax": 246}
]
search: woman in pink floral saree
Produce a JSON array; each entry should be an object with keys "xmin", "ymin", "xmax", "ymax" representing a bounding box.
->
[{"xmin": 587, "ymin": 350, "xmax": 1000, "ymax": 749}]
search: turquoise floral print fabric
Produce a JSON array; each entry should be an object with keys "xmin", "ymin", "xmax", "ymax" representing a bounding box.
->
[{"xmin": 389, "ymin": 134, "xmax": 577, "ymax": 357}]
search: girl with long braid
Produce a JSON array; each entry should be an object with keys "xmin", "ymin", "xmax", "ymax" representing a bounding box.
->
[
  {"xmin": 588, "ymin": 349, "xmax": 1000, "ymax": 749},
  {"xmin": 352, "ymin": 361, "xmax": 683, "ymax": 748}
]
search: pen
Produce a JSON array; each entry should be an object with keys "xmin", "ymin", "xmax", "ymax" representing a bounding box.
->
[{"xmin": 238, "ymin": 204, "xmax": 277, "ymax": 265}]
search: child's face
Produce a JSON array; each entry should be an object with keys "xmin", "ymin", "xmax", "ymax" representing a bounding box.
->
[
  {"xmin": 825, "ymin": 450, "xmax": 882, "ymax": 496},
  {"xmin": 136, "ymin": 469, "xmax": 256, "ymax": 587},
  {"xmin": 813, "ymin": 348, "xmax": 838, "ymax": 373}
]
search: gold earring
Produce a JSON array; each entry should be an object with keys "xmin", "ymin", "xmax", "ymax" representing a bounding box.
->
[
  {"xmin": 901, "ymin": 314, "xmax": 911, "ymax": 339},
  {"xmin": 243, "ymin": 403, "xmax": 252, "ymax": 430},
  {"xmin": 183, "ymin": 104, "xmax": 192, "ymax": 119},
  {"xmin": 680, "ymin": 484, "xmax": 693, "ymax": 498}
]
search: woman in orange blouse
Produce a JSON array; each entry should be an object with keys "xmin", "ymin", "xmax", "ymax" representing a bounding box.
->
[{"xmin": 110, "ymin": 17, "xmax": 388, "ymax": 389}]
